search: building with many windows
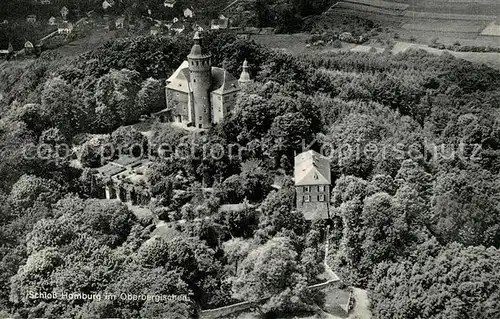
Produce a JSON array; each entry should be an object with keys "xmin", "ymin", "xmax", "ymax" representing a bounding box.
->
[
  {"xmin": 294, "ymin": 150, "xmax": 331, "ymax": 220},
  {"xmin": 156, "ymin": 31, "xmax": 249, "ymax": 129}
]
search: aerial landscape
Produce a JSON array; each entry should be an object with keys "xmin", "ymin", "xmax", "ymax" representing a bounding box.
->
[{"xmin": 0, "ymin": 0, "xmax": 500, "ymax": 318}]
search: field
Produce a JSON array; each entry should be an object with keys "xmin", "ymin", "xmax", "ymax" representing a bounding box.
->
[
  {"xmin": 252, "ymin": 33, "xmax": 313, "ymax": 55},
  {"xmin": 401, "ymin": 20, "xmax": 487, "ymax": 33},
  {"xmin": 252, "ymin": 33, "xmax": 365, "ymax": 56},
  {"xmin": 342, "ymin": 0, "xmax": 409, "ymax": 11},
  {"xmin": 481, "ymin": 21, "xmax": 500, "ymax": 36},
  {"xmin": 318, "ymin": 0, "xmax": 500, "ymax": 48},
  {"xmin": 404, "ymin": 11, "xmax": 494, "ymax": 21},
  {"xmin": 334, "ymin": 2, "xmax": 406, "ymax": 17},
  {"xmin": 52, "ymin": 29, "xmax": 118, "ymax": 57},
  {"xmin": 392, "ymin": 41, "xmax": 500, "ymax": 69}
]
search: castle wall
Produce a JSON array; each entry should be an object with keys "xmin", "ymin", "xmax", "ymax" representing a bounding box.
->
[
  {"xmin": 211, "ymin": 93, "xmax": 223, "ymax": 124},
  {"xmin": 212, "ymin": 92, "xmax": 238, "ymax": 124},
  {"xmin": 166, "ymin": 89, "xmax": 190, "ymax": 123}
]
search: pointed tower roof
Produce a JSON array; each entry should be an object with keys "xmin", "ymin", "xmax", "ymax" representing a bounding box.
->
[
  {"xmin": 188, "ymin": 31, "xmax": 210, "ymax": 59},
  {"xmin": 238, "ymin": 59, "xmax": 251, "ymax": 83}
]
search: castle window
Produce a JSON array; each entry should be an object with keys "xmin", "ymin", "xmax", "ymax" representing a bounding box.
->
[
  {"xmin": 204, "ymin": 107, "xmax": 208, "ymax": 113},
  {"xmin": 193, "ymin": 79, "xmax": 196, "ymax": 83},
  {"xmin": 218, "ymin": 106, "xmax": 221, "ymax": 112},
  {"xmin": 319, "ymin": 185, "xmax": 325, "ymax": 192},
  {"xmin": 304, "ymin": 186, "xmax": 310, "ymax": 192},
  {"xmin": 304, "ymin": 195, "xmax": 311, "ymax": 202},
  {"xmin": 176, "ymin": 92, "xmax": 180, "ymax": 96},
  {"xmin": 318, "ymin": 194, "xmax": 325, "ymax": 202},
  {"xmin": 199, "ymin": 116, "xmax": 202, "ymax": 121},
  {"xmin": 218, "ymin": 96, "xmax": 221, "ymax": 101}
]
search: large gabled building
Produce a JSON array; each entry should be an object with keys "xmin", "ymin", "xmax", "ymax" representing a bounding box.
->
[
  {"xmin": 157, "ymin": 32, "xmax": 250, "ymax": 129},
  {"xmin": 294, "ymin": 150, "xmax": 331, "ymax": 220}
]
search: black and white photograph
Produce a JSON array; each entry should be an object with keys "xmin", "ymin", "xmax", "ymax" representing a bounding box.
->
[{"xmin": 0, "ymin": 0, "xmax": 500, "ymax": 318}]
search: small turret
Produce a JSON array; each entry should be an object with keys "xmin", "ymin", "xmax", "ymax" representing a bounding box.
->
[{"xmin": 238, "ymin": 59, "xmax": 252, "ymax": 87}]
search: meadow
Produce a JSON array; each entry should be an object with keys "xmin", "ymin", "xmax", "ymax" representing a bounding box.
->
[
  {"xmin": 392, "ymin": 41, "xmax": 500, "ymax": 69},
  {"xmin": 318, "ymin": 0, "xmax": 500, "ymax": 48}
]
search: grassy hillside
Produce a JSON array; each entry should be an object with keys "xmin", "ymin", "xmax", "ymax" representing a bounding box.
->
[{"xmin": 317, "ymin": 0, "xmax": 500, "ymax": 47}]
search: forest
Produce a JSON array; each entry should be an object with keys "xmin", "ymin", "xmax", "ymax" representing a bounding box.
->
[{"xmin": 0, "ymin": 29, "xmax": 500, "ymax": 318}]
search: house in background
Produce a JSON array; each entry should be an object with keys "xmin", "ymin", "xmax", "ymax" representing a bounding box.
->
[
  {"xmin": 294, "ymin": 150, "xmax": 331, "ymax": 220},
  {"xmin": 172, "ymin": 17, "xmax": 179, "ymax": 23},
  {"xmin": 1, "ymin": 42, "xmax": 15, "ymax": 59},
  {"xmin": 211, "ymin": 14, "xmax": 229, "ymax": 30},
  {"xmin": 193, "ymin": 22, "xmax": 209, "ymax": 32},
  {"xmin": 0, "ymin": 49, "xmax": 10, "ymax": 59},
  {"xmin": 150, "ymin": 25, "xmax": 160, "ymax": 36},
  {"xmin": 164, "ymin": 0, "xmax": 176, "ymax": 8},
  {"xmin": 27, "ymin": 15, "xmax": 37, "ymax": 23},
  {"xmin": 48, "ymin": 16, "xmax": 57, "ymax": 26},
  {"xmin": 115, "ymin": 16, "xmax": 127, "ymax": 29},
  {"xmin": 183, "ymin": 8, "xmax": 194, "ymax": 18},
  {"xmin": 25, "ymin": 41, "xmax": 34, "ymax": 54},
  {"xmin": 61, "ymin": 6, "xmax": 69, "ymax": 20},
  {"xmin": 102, "ymin": 0, "xmax": 115, "ymax": 10},
  {"xmin": 171, "ymin": 21, "xmax": 185, "ymax": 33},
  {"xmin": 58, "ymin": 21, "xmax": 73, "ymax": 34},
  {"xmin": 40, "ymin": 0, "xmax": 51, "ymax": 4}
]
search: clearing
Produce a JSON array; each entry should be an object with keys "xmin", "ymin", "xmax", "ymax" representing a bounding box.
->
[{"xmin": 392, "ymin": 41, "xmax": 500, "ymax": 69}]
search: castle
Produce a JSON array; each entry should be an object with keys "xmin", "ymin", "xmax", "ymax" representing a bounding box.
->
[{"xmin": 156, "ymin": 32, "xmax": 252, "ymax": 129}]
